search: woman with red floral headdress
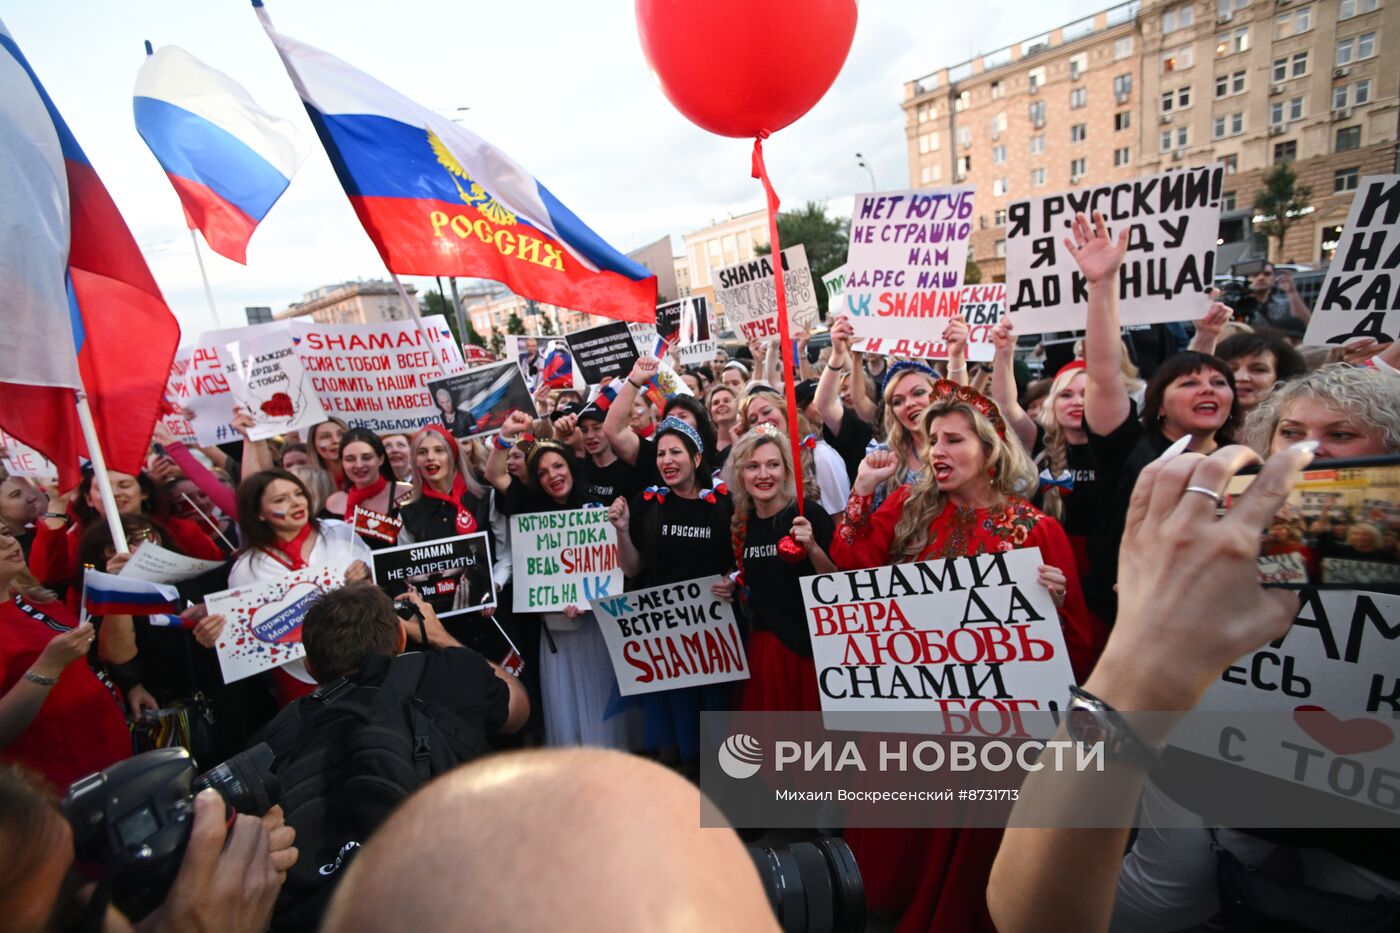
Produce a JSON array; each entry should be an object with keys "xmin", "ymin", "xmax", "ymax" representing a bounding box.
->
[{"xmin": 829, "ymin": 380, "xmax": 1096, "ymax": 933}]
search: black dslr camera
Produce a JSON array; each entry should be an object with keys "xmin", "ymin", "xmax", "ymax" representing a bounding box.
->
[{"xmin": 63, "ymin": 744, "xmax": 279, "ymax": 920}]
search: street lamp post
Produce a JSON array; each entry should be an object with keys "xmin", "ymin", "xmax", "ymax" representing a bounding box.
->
[{"xmin": 855, "ymin": 152, "xmax": 877, "ymax": 191}]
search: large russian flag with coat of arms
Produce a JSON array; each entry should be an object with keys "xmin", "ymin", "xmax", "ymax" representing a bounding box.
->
[{"xmin": 254, "ymin": 1, "xmax": 657, "ymax": 324}]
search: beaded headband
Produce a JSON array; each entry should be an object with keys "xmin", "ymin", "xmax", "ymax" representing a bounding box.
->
[
  {"xmin": 656, "ymin": 416, "xmax": 704, "ymax": 454},
  {"xmin": 881, "ymin": 360, "xmax": 938, "ymax": 395},
  {"xmin": 926, "ymin": 379, "xmax": 1007, "ymax": 438}
]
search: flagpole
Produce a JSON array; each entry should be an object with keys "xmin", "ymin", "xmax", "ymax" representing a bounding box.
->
[
  {"xmin": 189, "ymin": 229, "xmax": 223, "ymax": 328},
  {"xmin": 390, "ymin": 271, "xmax": 457, "ymax": 375},
  {"xmin": 75, "ymin": 391, "xmax": 131, "ymax": 555}
]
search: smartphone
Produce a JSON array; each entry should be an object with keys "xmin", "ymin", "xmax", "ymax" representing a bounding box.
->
[
  {"xmin": 150, "ymin": 442, "xmax": 167, "ymax": 458},
  {"xmin": 1226, "ymin": 455, "xmax": 1400, "ymax": 593}
]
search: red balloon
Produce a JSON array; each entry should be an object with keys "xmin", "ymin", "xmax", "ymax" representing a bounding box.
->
[{"xmin": 636, "ymin": 0, "xmax": 858, "ymax": 138}]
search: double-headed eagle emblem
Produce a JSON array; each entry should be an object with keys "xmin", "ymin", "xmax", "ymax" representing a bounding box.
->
[{"xmin": 427, "ymin": 129, "xmax": 517, "ymax": 227}]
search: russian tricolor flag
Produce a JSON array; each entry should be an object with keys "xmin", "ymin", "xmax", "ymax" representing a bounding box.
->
[
  {"xmin": 0, "ymin": 20, "xmax": 181, "ymax": 490},
  {"xmin": 539, "ymin": 346, "xmax": 574, "ymax": 390},
  {"xmin": 135, "ymin": 43, "xmax": 309, "ymax": 264},
  {"xmin": 254, "ymin": 1, "xmax": 657, "ymax": 324},
  {"xmin": 83, "ymin": 571, "xmax": 181, "ymax": 617}
]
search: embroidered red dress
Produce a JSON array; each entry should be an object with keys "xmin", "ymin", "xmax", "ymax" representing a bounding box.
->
[{"xmin": 829, "ymin": 484, "xmax": 1097, "ymax": 933}]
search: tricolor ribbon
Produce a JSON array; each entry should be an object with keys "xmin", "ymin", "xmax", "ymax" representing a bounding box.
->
[
  {"xmin": 1038, "ymin": 469, "xmax": 1074, "ymax": 493},
  {"xmin": 643, "ymin": 485, "xmax": 669, "ymax": 502}
]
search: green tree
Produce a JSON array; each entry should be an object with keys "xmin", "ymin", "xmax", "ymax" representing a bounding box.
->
[
  {"xmin": 489, "ymin": 329, "xmax": 506, "ymax": 357},
  {"xmin": 964, "ymin": 258, "xmax": 983, "ymax": 285},
  {"xmin": 537, "ymin": 309, "xmax": 558, "ymax": 337},
  {"xmin": 1253, "ymin": 161, "xmax": 1312, "ymax": 261},
  {"xmin": 755, "ymin": 200, "xmax": 850, "ymax": 320},
  {"xmin": 505, "ymin": 311, "xmax": 526, "ymax": 336}
]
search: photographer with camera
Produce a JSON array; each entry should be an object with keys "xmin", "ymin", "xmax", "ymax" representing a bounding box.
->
[
  {"xmin": 253, "ymin": 582, "xmax": 527, "ymax": 929},
  {"xmin": 1223, "ymin": 262, "xmax": 1312, "ymax": 331}
]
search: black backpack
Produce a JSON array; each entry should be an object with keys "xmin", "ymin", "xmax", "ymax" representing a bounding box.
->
[{"xmin": 258, "ymin": 652, "xmax": 490, "ymax": 930}]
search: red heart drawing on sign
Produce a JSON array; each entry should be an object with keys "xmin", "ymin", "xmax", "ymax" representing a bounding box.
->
[
  {"xmin": 1293, "ymin": 706, "xmax": 1394, "ymax": 756},
  {"xmin": 260, "ymin": 392, "xmax": 294, "ymax": 418}
]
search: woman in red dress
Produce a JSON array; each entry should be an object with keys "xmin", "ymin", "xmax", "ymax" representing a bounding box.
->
[
  {"xmin": 829, "ymin": 381, "xmax": 1094, "ymax": 933},
  {"xmin": 0, "ymin": 532, "xmax": 129, "ymax": 791}
]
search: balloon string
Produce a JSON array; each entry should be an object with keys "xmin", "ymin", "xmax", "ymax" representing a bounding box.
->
[{"xmin": 751, "ymin": 137, "xmax": 806, "ymax": 515}]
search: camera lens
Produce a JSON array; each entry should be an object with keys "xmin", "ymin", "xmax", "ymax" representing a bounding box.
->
[
  {"xmin": 747, "ymin": 837, "xmax": 864, "ymax": 933},
  {"xmin": 192, "ymin": 743, "xmax": 280, "ymax": 816}
]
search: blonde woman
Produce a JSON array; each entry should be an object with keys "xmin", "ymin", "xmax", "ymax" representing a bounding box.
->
[
  {"xmin": 726, "ymin": 426, "xmax": 836, "ymax": 712},
  {"xmin": 735, "ymin": 389, "xmax": 849, "ymax": 515},
  {"xmin": 828, "ymin": 381, "xmax": 1097, "ymax": 933}
]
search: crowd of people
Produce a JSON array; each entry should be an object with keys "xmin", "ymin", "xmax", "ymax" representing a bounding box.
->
[{"xmin": 1, "ymin": 212, "xmax": 1397, "ymax": 929}]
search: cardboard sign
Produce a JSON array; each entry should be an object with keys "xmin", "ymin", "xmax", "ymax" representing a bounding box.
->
[
  {"xmin": 511, "ymin": 508, "xmax": 622, "ymax": 612},
  {"xmin": 288, "ymin": 316, "xmax": 464, "ymax": 435},
  {"xmin": 1006, "ymin": 165, "xmax": 1224, "ymax": 334},
  {"xmin": 854, "ymin": 283, "xmax": 1005, "ymax": 362},
  {"xmin": 1177, "ymin": 589, "xmax": 1400, "ymax": 810},
  {"xmin": 713, "ymin": 245, "xmax": 820, "ymax": 342},
  {"xmin": 206, "ymin": 564, "xmax": 344, "ymax": 683},
  {"xmin": 223, "ymin": 329, "xmax": 328, "ymax": 441},
  {"xmin": 800, "ymin": 548, "xmax": 1073, "ymax": 732},
  {"xmin": 844, "ymin": 188, "xmax": 975, "ymax": 348},
  {"xmin": 0, "ymin": 428, "xmax": 56, "ymax": 481},
  {"xmin": 657, "ymin": 296, "xmax": 717, "ymax": 366},
  {"xmin": 371, "ymin": 532, "xmax": 495, "ymax": 619},
  {"xmin": 426, "ymin": 360, "xmax": 537, "ymax": 439},
  {"xmin": 592, "ymin": 575, "xmax": 750, "ymax": 696},
  {"xmin": 566, "ymin": 321, "xmax": 640, "ymax": 385},
  {"xmin": 1303, "ymin": 175, "xmax": 1400, "ymax": 347},
  {"xmin": 118, "ymin": 542, "xmax": 224, "ymax": 584}
]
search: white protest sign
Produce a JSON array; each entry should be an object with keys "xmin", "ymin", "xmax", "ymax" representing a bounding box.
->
[
  {"xmin": 118, "ymin": 542, "xmax": 224, "ymax": 584},
  {"xmin": 801, "ymin": 548, "xmax": 1072, "ymax": 733},
  {"xmin": 1006, "ymin": 164, "xmax": 1223, "ymax": 334},
  {"xmin": 0, "ymin": 428, "xmax": 56, "ymax": 481},
  {"xmin": 591, "ymin": 575, "xmax": 750, "ymax": 696},
  {"xmin": 224, "ymin": 330, "xmax": 328, "ymax": 441},
  {"xmin": 713, "ymin": 245, "xmax": 820, "ymax": 342},
  {"xmin": 511, "ymin": 508, "xmax": 622, "ymax": 612},
  {"xmin": 288, "ymin": 315, "xmax": 465, "ymax": 435},
  {"xmin": 159, "ymin": 350, "xmax": 200, "ymax": 446},
  {"xmin": 205, "ymin": 564, "xmax": 345, "ymax": 683},
  {"xmin": 844, "ymin": 187, "xmax": 975, "ymax": 350},
  {"xmin": 822, "ymin": 263, "xmax": 849, "ymax": 323},
  {"xmin": 1175, "ymin": 589, "xmax": 1400, "ymax": 811},
  {"xmin": 175, "ymin": 322, "xmax": 286, "ymax": 446},
  {"xmin": 853, "ymin": 283, "xmax": 1005, "ymax": 362},
  {"xmin": 1303, "ymin": 175, "xmax": 1400, "ymax": 347}
]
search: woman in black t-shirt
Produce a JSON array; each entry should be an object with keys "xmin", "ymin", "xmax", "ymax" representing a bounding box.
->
[
  {"xmin": 726, "ymin": 426, "xmax": 836, "ymax": 712},
  {"xmin": 610, "ymin": 416, "xmax": 734, "ymax": 763}
]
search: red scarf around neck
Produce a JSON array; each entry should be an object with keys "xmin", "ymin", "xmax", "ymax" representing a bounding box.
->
[
  {"xmin": 421, "ymin": 473, "xmax": 478, "ymax": 535},
  {"xmin": 344, "ymin": 474, "xmax": 388, "ymax": 518},
  {"xmin": 265, "ymin": 521, "xmax": 314, "ymax": 570}
]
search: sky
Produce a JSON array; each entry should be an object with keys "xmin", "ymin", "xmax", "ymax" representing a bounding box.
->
[{"xmin": 6, "ymin": 0, "xmax": 1107, "ymax": 341}]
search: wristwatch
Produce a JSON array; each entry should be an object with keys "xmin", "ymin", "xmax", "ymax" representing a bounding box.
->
[
  {"xmin": 1066, "ymin": 685, "xmax": 1162, "ymax": 768},
  {"xmin": 43, "ymin": 512, "xmax": 70, "ymax": 523}
]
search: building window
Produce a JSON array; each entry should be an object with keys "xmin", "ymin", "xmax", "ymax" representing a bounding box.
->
[
  {"xmin": 1274, "ymin": 140, "xmax": 1297, "ymax": 162},
  {"xmin": 1223, "ymin": 154, "xmax": 1238, "ymax": 174},
  {"xmin": 1215, "ymin": 73, "xmax": 1230, "ymax": 98},
  {"xmin": 1218, "ymin": 0, "xmax": 1248, "ymax": 18},
  {"xmin": 918, "ymin": 132, "xmax": 939, "ymax": 154},
  {"xmin": 1336, "ymin": 32, "xmax": 1377, "ymax": 65},
  {"xmin": 1114, "ymin": 36, "xmax": 1134, "ymax": 60},
  {"xmin": 1029, "ymin": 134, "xmax": 1046, "ymax": 154},
  {"xmin": 957, "ymin": 126, "xmax": 972, "ymax": 147},
  {"xmin": 919, "ymin": 164, "xmax": 943, "ymax": 184},
  {"xmin": 1069, "ymin": 53, "xmax": 1088, "ymax": 80},
  {"xmin": 1334, "ymin": 168, "xmax": 1359, "ymax": 192},
  {"xmin": 1222, "ymin": 190, "xmax": 1237, "ymax": 211},
  {"xmin": 1029, "ymin": 100, "xmax": 1046, "ymax": 126},
  {"xmin": 1113, "ymin": 73, "xmax": 1133, "ymax": 99},
  {"xmin": 1272, "ymin": 57, "xmax": 1288, "ymax": 82},
  {"xmin": 991, "ymin": 112, "xmax": 1007, "ymax": 133},
  {"xmin": 1335, "ymin": 126, "xmax": 1362, "ymax": 151},
  {"xmin": 1275, "ymin": 6, "xmax": 1313, "ymax": 37},
  {"xmin": 1161, "ymin": 90, "xmax": 1174, "ymax": 113},
  {"xmin": 1292, "ymin": 51, "xmax": 1309, "ymax": 77},
  {"xmin": 955, "ymin": 90, "xmax": 971, "ymax": 112},
  {"xmin": 917, "ymin": 103, "xmax": 936, "ymax": 122},
  {"xmin": 1162, "ymin": 4, "xmax": 1194, "ymax": 33},
  {"xmin": 994, "ymin": 239, "xmax": 1007, "ymax": 259},
  {"xmin": 993, "ymin": 177, "xmax": 1009, "ymax": 196},
  {"xmin": 1338, "ymin": 0, "xmax": 1379, "ymax": 19},
  {"xmin": 1115, "ymin": 111, "xmax": 1132, "ymax": 131},
  {"xmin": 1160, "ymin": 129, "xmax": 1173, "ymax": 151},
  {"xmin": 1070, "ymin": 158, "xmax": 1086, "ymax": 181},
  {"xmin": 1031, "ymin": 167, "xmax": 1047, "ymax": 187},
  {"xmin": 1215, "ymin": 27, "xmax": 1250, "ymax": 57},
  {"xmin": 1114, "ymin": 146, "xmax": 1131, "ymax": 166},
  {"xmin": 1289, "ymin": 96, "xmax": 1304, "ymax": 120},
  {"xmin": 1069, "ymin": 87, "xmax": 1087, "ymax": 109},
  {"xmin": 992, "ymin": 145, "xmax": 1007, "ymax": 164},
  {"xmin": 1070, "ymin": 123, "xmax": 1087, "ymax": 143},
  {"xmin": 957, "ymin": 155, "xmax": 972, "ymax": 177},
  {"xmin": 990, "ymin": 80, "xmax": 1005, "ymax": 99},
  {"xmin": 1162, "ymin": 45, "xmax": 1194, "ymax": 72},
  {"xmin": 994, "ymin": 208, "xmax": 1007, "ymax": 225},
  {"xmin": 1213, "ymin": 114, "xmax": 1244, "ymax": 139},
  {"xmin": 1162, "ymin": 87, "xmax": 1189, "ymax": 113},
  {"xmin": 1355, "ymin": 78, "xmax": 1373, "ymax": 104},
  {"xmin": 1027, "ymin": 66, "xmax": 1046, "ymax": 91}
]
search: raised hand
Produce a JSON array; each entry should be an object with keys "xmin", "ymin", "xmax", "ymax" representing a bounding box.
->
[
  {"xmin": 1063, "ymin": 211, "xmax": 1128, "ymax": 286},
  {"xmin": 943, "ymin": 316, "xmax": 970, "ymax": 358},
  {"xmin": 607, "ymin": 496, "xmax": 630, "ymax": 532},
  {"xmin": 629, "ymin": 355, "xmax": 660, "ymax": 385},
  {"xmin": 854, "ymin": 448, "xmax": 901, "ymax": 496},
  {"xmin": 991, "ymin": 318, "xmax": 1016, "ymax": 354}
]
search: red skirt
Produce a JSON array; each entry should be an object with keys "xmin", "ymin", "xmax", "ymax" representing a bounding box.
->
[{"xmin": 739, "ymin": 630, "xmax": 822, "ymax": 712}]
